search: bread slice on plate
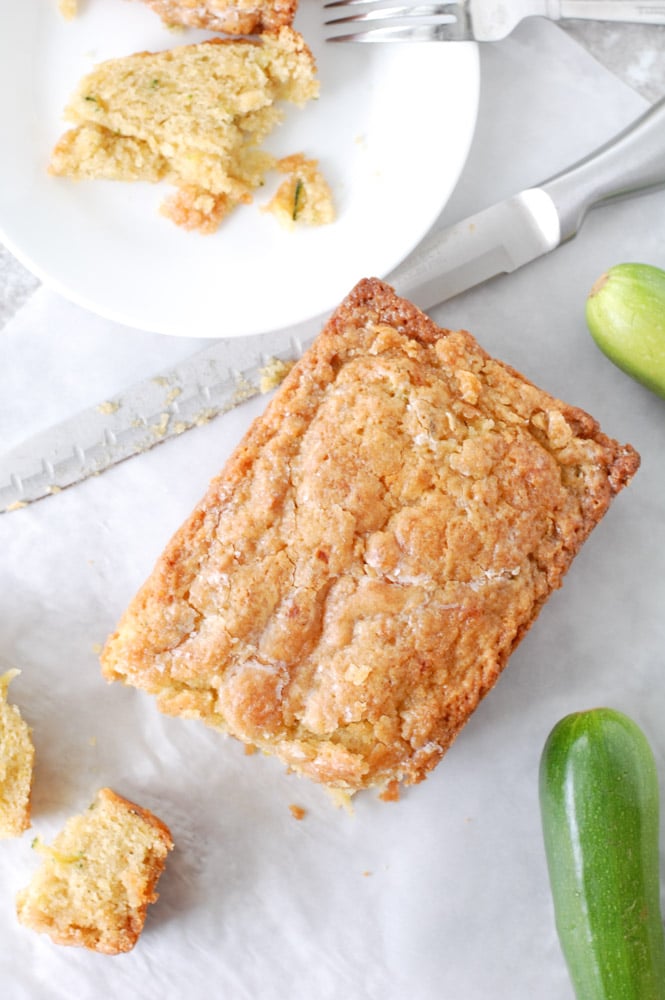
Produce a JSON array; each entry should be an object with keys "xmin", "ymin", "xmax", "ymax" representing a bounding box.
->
[
  {"xmin": 101, "ymin": 278, "xmax": 639, "ymax": 798},
  {"xmin": 17, "ymin": 788, "xmax": 173, "ymax": 954},
  {"xmin": 138, "ymin": 0, "xmax": 298, "ymax": 35},
  {"xmin": 49, "ymin": 28, "xmax": 319, "ymax": 233},
  {"xmin": 0, "ymin": 670, "xmax": 34, "ymax": 839}
]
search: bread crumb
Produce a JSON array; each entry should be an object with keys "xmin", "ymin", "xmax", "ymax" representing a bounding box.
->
[
  {"xmin": 160, "ymin": 185, "xmax": 239, "ymax": 235},
  {"xmin": 151, "ymin": 413, "xmax": 170, "ymax": 438},
  {"xmin": 288, "ymin": 804, "xmax": 306, "ymax": 820},
  {"xmin": 327, "ymin": 788, "xmax": 354, "ymax": 814},
  {"xmin": 379, "ymin": 780, "xmax": 400, "ymax": 803},
  {"xmin": 264, "ymin": 154, "xmax": 335, "ymax": 231},
  {"xmin": 260, "ymin": 357, "xmax": 294, "ymax": 393},
  {"xmin": 195, "ymin": 409, "xmax": 217, "ymax": 427},
  {"xmin": 232, "ymin": 378, "xmax": 259, "ymax": 405},
  {"xmin": 97, "ymin": 400, "xmax": 120, "ymax": 415},
  {"xmin": 58, "ymin": 0, "xmax": 77, "ymax": 20},
  {"xmin": 5, "ymin": 501, "xmax": 27, "ymax": 512}
]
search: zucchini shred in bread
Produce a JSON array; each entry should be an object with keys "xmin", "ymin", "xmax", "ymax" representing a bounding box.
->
[
  {"xmin": 138, "ymin": 0, "xmax": 298, "ymax": 35},
  {"xmin": 49, "ymin": 28, "xmax": 319, "ymax": 233},
  {"xmin": 101, "ymin": 279, "xmax": 639, "ymax": 797},
  {"xmin": 0, "ymin": 670, "xmax": 35, "ymax": 838},
  {"xmin": 16, "ymin": 788, "xmax": 173, "ymax": 954}
]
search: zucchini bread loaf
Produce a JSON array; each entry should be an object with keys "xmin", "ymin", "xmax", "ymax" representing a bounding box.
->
[
  {"xmin": 137, "ymin": 0, "xmax": 297, "ymax": 34},
  {"xmin": 101, "ymin": 279, "xmax": 639, "ymax": 796},
  {"xmin": 49, "ymin": 28, "xmax": 319, "ymax": 233}
]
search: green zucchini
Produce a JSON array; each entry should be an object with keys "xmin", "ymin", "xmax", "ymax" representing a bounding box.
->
[
  {"xmin": 539, "ymin": 708, "xmax": 665, "ymax": 1000},
  {"xmin": 292, "ymin": 178, "xmax": 305, "ymax": 221},
  {"xmin": 585, "ymin": 262, "xmax": 665, "ymax": 398}
]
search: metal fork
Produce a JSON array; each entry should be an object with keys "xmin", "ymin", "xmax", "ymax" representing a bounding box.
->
[{"xmin": 324, "ymin": 0, "xmax": 665, "ymax": 43}]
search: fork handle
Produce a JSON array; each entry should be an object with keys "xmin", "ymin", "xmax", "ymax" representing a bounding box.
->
[
  {"xmin": 470, "ymin": 0, "xmax": 665, "ymax": 39},
  {"xmin": 555, "ymin": 0, "xmax": 665, "ymax": 23},
  {"xmin": 541, "ymin": 97, "xmax": 665, "ymax": 241}
]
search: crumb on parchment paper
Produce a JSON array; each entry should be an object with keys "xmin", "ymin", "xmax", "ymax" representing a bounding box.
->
[
  {"xmin": 288, "ymin": 804, "xmax": 306, "ymax": 820},
  {"xmin": 326, "ymin": 788, "xmax": 354, "ymax": 814},
  {"xmin": 58, "ymin": 0, "xmax": 78, "ymax": 20}
]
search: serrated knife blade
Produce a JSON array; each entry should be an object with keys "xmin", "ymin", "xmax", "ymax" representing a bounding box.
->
[{"xmin": 3, "ymin": 96, "xmax": 665, "ymax": 512}]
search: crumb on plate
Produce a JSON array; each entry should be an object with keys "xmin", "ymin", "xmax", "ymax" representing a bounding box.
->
[{"xmin": 264, "ymin": 153, "xmax": 335, "ymax": 230}]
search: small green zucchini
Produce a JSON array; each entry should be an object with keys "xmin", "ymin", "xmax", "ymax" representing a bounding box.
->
[
  {"xmin": 586, "ymin": 262, "xmax": 665, "ymax": 398},
  {"xmin": 539, "ymin": 708, "xmax": 665, "ymax": 1000}
]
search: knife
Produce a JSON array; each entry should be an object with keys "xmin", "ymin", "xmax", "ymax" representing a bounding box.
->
[{"xmin": 3, "ymin": 96, "xmax": 665, "ymax": 512}]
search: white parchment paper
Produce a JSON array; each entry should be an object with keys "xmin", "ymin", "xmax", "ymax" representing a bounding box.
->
[{"xmin": 1, "ymin": 19, "xmax": 665, "ymax": 1000}]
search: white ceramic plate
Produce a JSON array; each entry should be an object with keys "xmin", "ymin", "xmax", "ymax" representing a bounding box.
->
[{"xmin": 0, "ymin": 2, "xmax": 478, "ymax": 338}]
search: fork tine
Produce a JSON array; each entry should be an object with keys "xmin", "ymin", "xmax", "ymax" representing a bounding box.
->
[
  {"xmin": 323, "ymin": 0, "xmax": 470, "ymax": 42},
  {"xmin": 326, "ymin": 22, "xmax": 462, "ymax": 40},
  {"xmin": 326, "ymin": 4, "xmax": 457, "ymax": 25},
  {"xmin": 323, "ymin": 0, "xmax": 458, "ymax": 7}
]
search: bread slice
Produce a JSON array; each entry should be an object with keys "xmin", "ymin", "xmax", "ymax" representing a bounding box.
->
[
  {"xmin": 16, "ymin": 788, "xmax": 173, "ymax": 954},
  {"xmin": 138, "ymin": 0, "xmax": 298, "ymax": 35},
  {"xmin": 49, "ymin": 28, "xmax": 319, "ymax": 233},
  {"xmin": 0, "ymin": 670, "xmax": 34, "ymax": 839},
  {"xmin": 101, "ymin": 279, "xmax": 639, "ymax": 796}
]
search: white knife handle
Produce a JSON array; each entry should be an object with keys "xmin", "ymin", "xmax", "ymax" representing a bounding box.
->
[{"xmin": 542, "ymin": 97, "xmax": 665, "ymax": 241}]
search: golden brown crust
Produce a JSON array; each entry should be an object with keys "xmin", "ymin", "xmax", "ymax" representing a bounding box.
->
[
  {"xmin": 139, "ymin": 0, "xmax": 298, "ymax": 35},
  {"xmin": 98, "ymin": 787, "xmax": 174, "ymax": 847},
  {"xmin": 101, "ymin": 278, "xmax": 639, "ymax": 794}
]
